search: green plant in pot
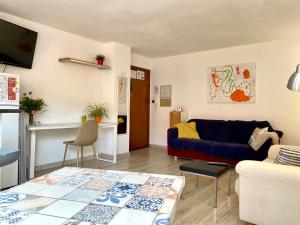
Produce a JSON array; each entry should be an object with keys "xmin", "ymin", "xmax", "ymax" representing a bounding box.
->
[
  {"xmin": 85, "ymin": 103, "xmax": 108, "ymax": 123},
  {"xmin": 20, "ymin": 92, "xmax": 47, "ymax": 125},
  {"xmin": 96, "ymin": 54, "xmax": 105, "ymax": 65}
]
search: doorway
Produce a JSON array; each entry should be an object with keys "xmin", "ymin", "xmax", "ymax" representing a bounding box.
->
[{"xmin": 130, "ymin": 66, "xmax": 150, "ymax": 151}]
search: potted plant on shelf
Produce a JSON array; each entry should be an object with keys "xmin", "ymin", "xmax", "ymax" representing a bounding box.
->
[
  {"xmin": 85, "ymin": 103, "xmax": 108, "ymax": 123},
  {"xmin": 96, "ymin": 54, "xmax": 105, "ymax": 65},
  {"xmin": 20, "ymin": 92, "xmax": 47, "ymax": 125}
]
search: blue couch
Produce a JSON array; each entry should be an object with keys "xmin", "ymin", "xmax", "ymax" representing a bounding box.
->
[{"xmin": 167, "ymin": 119, "xmax": 283, "ymax": 165}]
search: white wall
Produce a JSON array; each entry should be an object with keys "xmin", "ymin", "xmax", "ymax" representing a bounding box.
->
[
  {"xmin": 0, "ymin": 12, "xmax": 131, "ymax": 165},
  {"xmin": 117, "ymin": 45, "xmax": 131, "ymax": 117},
  {"xmin": 150, "ymin": 39, "xmax": 300, "ymax": 146},
  {"xmin": 102, "ymin": 43, "xmax": 131, "ymax": 154},
  {"xmin": 0, "ymin": 12, "xmax": 106, "ymax": 123},
  {"xmin": 131, "ymin": 53, "xmax": 152, "ymax": 70}
]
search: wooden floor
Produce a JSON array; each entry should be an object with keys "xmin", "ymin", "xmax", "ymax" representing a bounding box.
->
[{"xmin": 36, "ymin": 147, "xmax": 246, "ymax": 225}]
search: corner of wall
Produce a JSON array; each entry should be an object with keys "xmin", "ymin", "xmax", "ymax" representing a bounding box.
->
[{"xmin": 131, "ymin": 53, "xmax": 152, "ymax": 70}]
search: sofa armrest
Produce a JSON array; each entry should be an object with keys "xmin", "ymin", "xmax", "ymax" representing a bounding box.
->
[
  {"xmin": 267, "ymin": 123, "xmax": 283, "ymax": 139},
  {"xmin": 236, "ymin": 160, "xmax": 300, "ymax": 225},
  {"xmin": 270, "ymin": 128, "xmax": 283, "ymax": 139},
  {"xmin": 274, "ymin": 129, "xmax": 283, "ymax": 139},
  {"xmin": 167, "ymin": 128, "xmax": 178, "ymax": 143}
]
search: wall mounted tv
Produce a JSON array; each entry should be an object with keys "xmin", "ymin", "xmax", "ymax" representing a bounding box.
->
[{"xmin": 0, "ymin": 19, "xmax": 38, "ymax": 69}]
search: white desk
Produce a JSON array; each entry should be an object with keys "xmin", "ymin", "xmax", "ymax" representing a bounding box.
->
[{"xmin": 28, "ymin": 122, "xmax": 118, "ymax": 179}]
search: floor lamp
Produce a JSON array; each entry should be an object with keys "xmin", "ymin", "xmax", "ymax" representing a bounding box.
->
[{"xmin": 287, "ymin": 64, "xmax": 300, "ymax": 91}]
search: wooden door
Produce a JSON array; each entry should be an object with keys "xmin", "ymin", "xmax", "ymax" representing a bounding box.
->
[{"xmin": 130, "ymin": 66, "xmax": 150, "ymax": 150}]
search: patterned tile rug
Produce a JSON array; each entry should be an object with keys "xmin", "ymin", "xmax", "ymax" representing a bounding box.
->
[{"xmin": 0, "ymin": 167, "xmax": 185, "ymax": 225}]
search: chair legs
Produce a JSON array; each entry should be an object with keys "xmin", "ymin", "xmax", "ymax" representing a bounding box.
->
[
  {"xmin": 76, "ymin": 147, "xmax": 80, "ymax": 167},
  {"xmin": 63, "ymin": 144, "xmax": 96, "ymax": 167},
  {"xmin": 92, "ymin": 144, "xmax": 96, "ymax": 160},
  {"xmin": 62, "ymin": 144, "xmax": 68, "ymax": 166},
  {"xmin": 81, "ymin": 146, "xmax": 84, "ymax": 166}
]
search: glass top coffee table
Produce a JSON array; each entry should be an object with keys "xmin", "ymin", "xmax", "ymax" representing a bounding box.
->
[{"xmin": 179, "ymin": 160, "xmax": 231, "ymax": 208}]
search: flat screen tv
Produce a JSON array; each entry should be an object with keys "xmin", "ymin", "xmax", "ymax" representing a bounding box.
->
[{"xmin": 0, "ymin": 19, "xmax": 38, "ymax": 69}]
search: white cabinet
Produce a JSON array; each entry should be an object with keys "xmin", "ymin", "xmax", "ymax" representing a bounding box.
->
[{"xmin": 0, "ymin": 113, "xmax": 19, "ymax": 189}]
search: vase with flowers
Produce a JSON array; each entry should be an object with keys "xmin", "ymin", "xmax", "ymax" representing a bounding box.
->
[{"xmin": 20, "ymin": 92, "xmax": 47, "ymax": 125}]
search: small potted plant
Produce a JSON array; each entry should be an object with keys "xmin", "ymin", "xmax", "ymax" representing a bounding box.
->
[
  {"xmin": 96, "ymin": 54, "xmax": 105, "ymax": 65},
  {"xmin": 85, "ymin": 103, "xmax": 108, "ymax": 123},
  {"xmin": 20, "ymin": 92, "xmax": 47, "ymax": 125}
]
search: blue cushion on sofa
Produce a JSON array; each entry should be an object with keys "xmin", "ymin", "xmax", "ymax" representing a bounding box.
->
[
  {"xmin": 188, "ymin": 119, "xmax": 230, "ymax": 142},
  {"xmin": 225, "ymin": 120, "xmax": 272, "ymax": 144},
  {"xmin": 210, "ymin": 141, "xmax": 256, "ymax": 160},
  {"xmin": 188, "ymin": 119, "xmax": 273, "ymax": 144},
  {"xmin": 169, "ymin": 137, "xmax": 270, "ymax": 161},
  {"xmin": 170, "ymin": 138, "xmax": 215, "ymax": 155}
]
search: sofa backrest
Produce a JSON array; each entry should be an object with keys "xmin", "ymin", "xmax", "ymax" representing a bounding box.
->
[{"xmin": 188, "ymin": 119, "xmax": 273, "ymax": 144}]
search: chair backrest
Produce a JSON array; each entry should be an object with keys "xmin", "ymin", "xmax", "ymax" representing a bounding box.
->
[{"xmin": 74, "ymin": 120, "xmax": 98, "ymax": 146}]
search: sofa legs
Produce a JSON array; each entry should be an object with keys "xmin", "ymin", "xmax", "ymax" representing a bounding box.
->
[{"xmin": 174, "ymin": 156, "xmax": 178, "ymax": 160}]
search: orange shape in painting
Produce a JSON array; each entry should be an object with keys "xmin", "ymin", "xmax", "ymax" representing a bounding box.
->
[
  {"xmin": 230, "ymin": 89, "xmax": 250, "ymax": 102},
  {"xmin": 243, "ymin": 69, "xmax": 250, "ymax": 79}
]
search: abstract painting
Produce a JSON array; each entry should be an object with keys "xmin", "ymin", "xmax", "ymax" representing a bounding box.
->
[
  {"xmin": 208, "ymin": 63, "xmax": 256, "ymax": 103},
  {"xmin": 118, "ymin": 76, "xmax": 127, "ymax": 104}
]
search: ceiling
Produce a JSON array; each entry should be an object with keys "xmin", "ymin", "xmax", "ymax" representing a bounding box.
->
[{"xmin": 1, "ymin": 0, "xmax": 300, "ymax": 58}]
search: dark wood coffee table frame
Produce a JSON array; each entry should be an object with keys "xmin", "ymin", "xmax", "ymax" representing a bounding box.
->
[{"xmin": 180, "ymin": 161, "xmax": 231, "ymax": 208}]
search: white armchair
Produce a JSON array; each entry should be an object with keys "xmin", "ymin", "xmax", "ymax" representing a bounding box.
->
[{"xmin": 235, "ymin": 145, "xmax": 300, "ymax": 225}]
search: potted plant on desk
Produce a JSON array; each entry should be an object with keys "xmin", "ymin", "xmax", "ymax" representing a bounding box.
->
[
  {"xmin": 20, "ymin": 92, "xmax": 47, "ymax": 125},
  {"xmin": 96, "ymin": 54, "xmax": 105, "ymax": 65},
  {"xmin": 85, "ymin": 103, "xmax": 108, "ymax": 123}
]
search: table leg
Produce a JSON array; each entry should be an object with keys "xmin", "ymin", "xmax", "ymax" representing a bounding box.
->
[
  {"xmin": 96, "ymin": 125, "xmax": 117, "ymax": 163},
  {"xmin": 30, "ymin": 130, "xmax": 36, "ymax": 179},
  {"xmin": 62, "ymin": 144, "xmax": 68, "ymax": 166},
  {"xmin": 196, "ymin": 176, "xmax": 199, "ymax": 190},
  {"xmin": 180, "ymin": 171, "xmax": 183, "ymax": 198},
  {"xmin": 112, "ymin": 125, "xmax": 117, "ymax": 163},
  {"xmin": 0, "ymin": 168, "xmax": 2, "ymax": 189},
  {"xmin": 228, "ymin": 169, "xmax": 231, "ymax": 197},
  {"xmin": 214, "ymin": 177, "xmax": 218, "ymax": 208}
]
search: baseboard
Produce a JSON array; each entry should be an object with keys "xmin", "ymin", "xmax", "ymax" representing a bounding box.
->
[
  {"xmin": 35, "ymin": 155, "xmax": 95, "ymax": 172},
  {"xmin": 149, "ymin": 144, "xmax": 167, "ymax": 150}
]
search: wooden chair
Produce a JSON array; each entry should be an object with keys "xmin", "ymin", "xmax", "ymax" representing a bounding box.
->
[{"xmin": 62, "ymin": 120, "xmax": 98, "ymax": 167}]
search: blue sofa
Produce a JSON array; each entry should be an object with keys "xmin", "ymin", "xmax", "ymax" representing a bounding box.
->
[{"xmin": 167, "ymin": 119, "xmax": 283, "ymax": 165}]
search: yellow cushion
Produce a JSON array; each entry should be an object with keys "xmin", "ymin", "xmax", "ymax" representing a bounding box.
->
[{"xmin": 175, "ymin": 122, "xmax": 200, "ymax": 139}]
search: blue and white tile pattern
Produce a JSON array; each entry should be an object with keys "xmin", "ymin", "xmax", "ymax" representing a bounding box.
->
[{"xmin": 0, "ymin": 167, "xmax": 184, "ymax": 225}]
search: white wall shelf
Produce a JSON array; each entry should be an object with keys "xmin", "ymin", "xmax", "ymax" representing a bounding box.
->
[{"xmin": 58, "ymin": 57, "xmax": 111, "ymax": 70}]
